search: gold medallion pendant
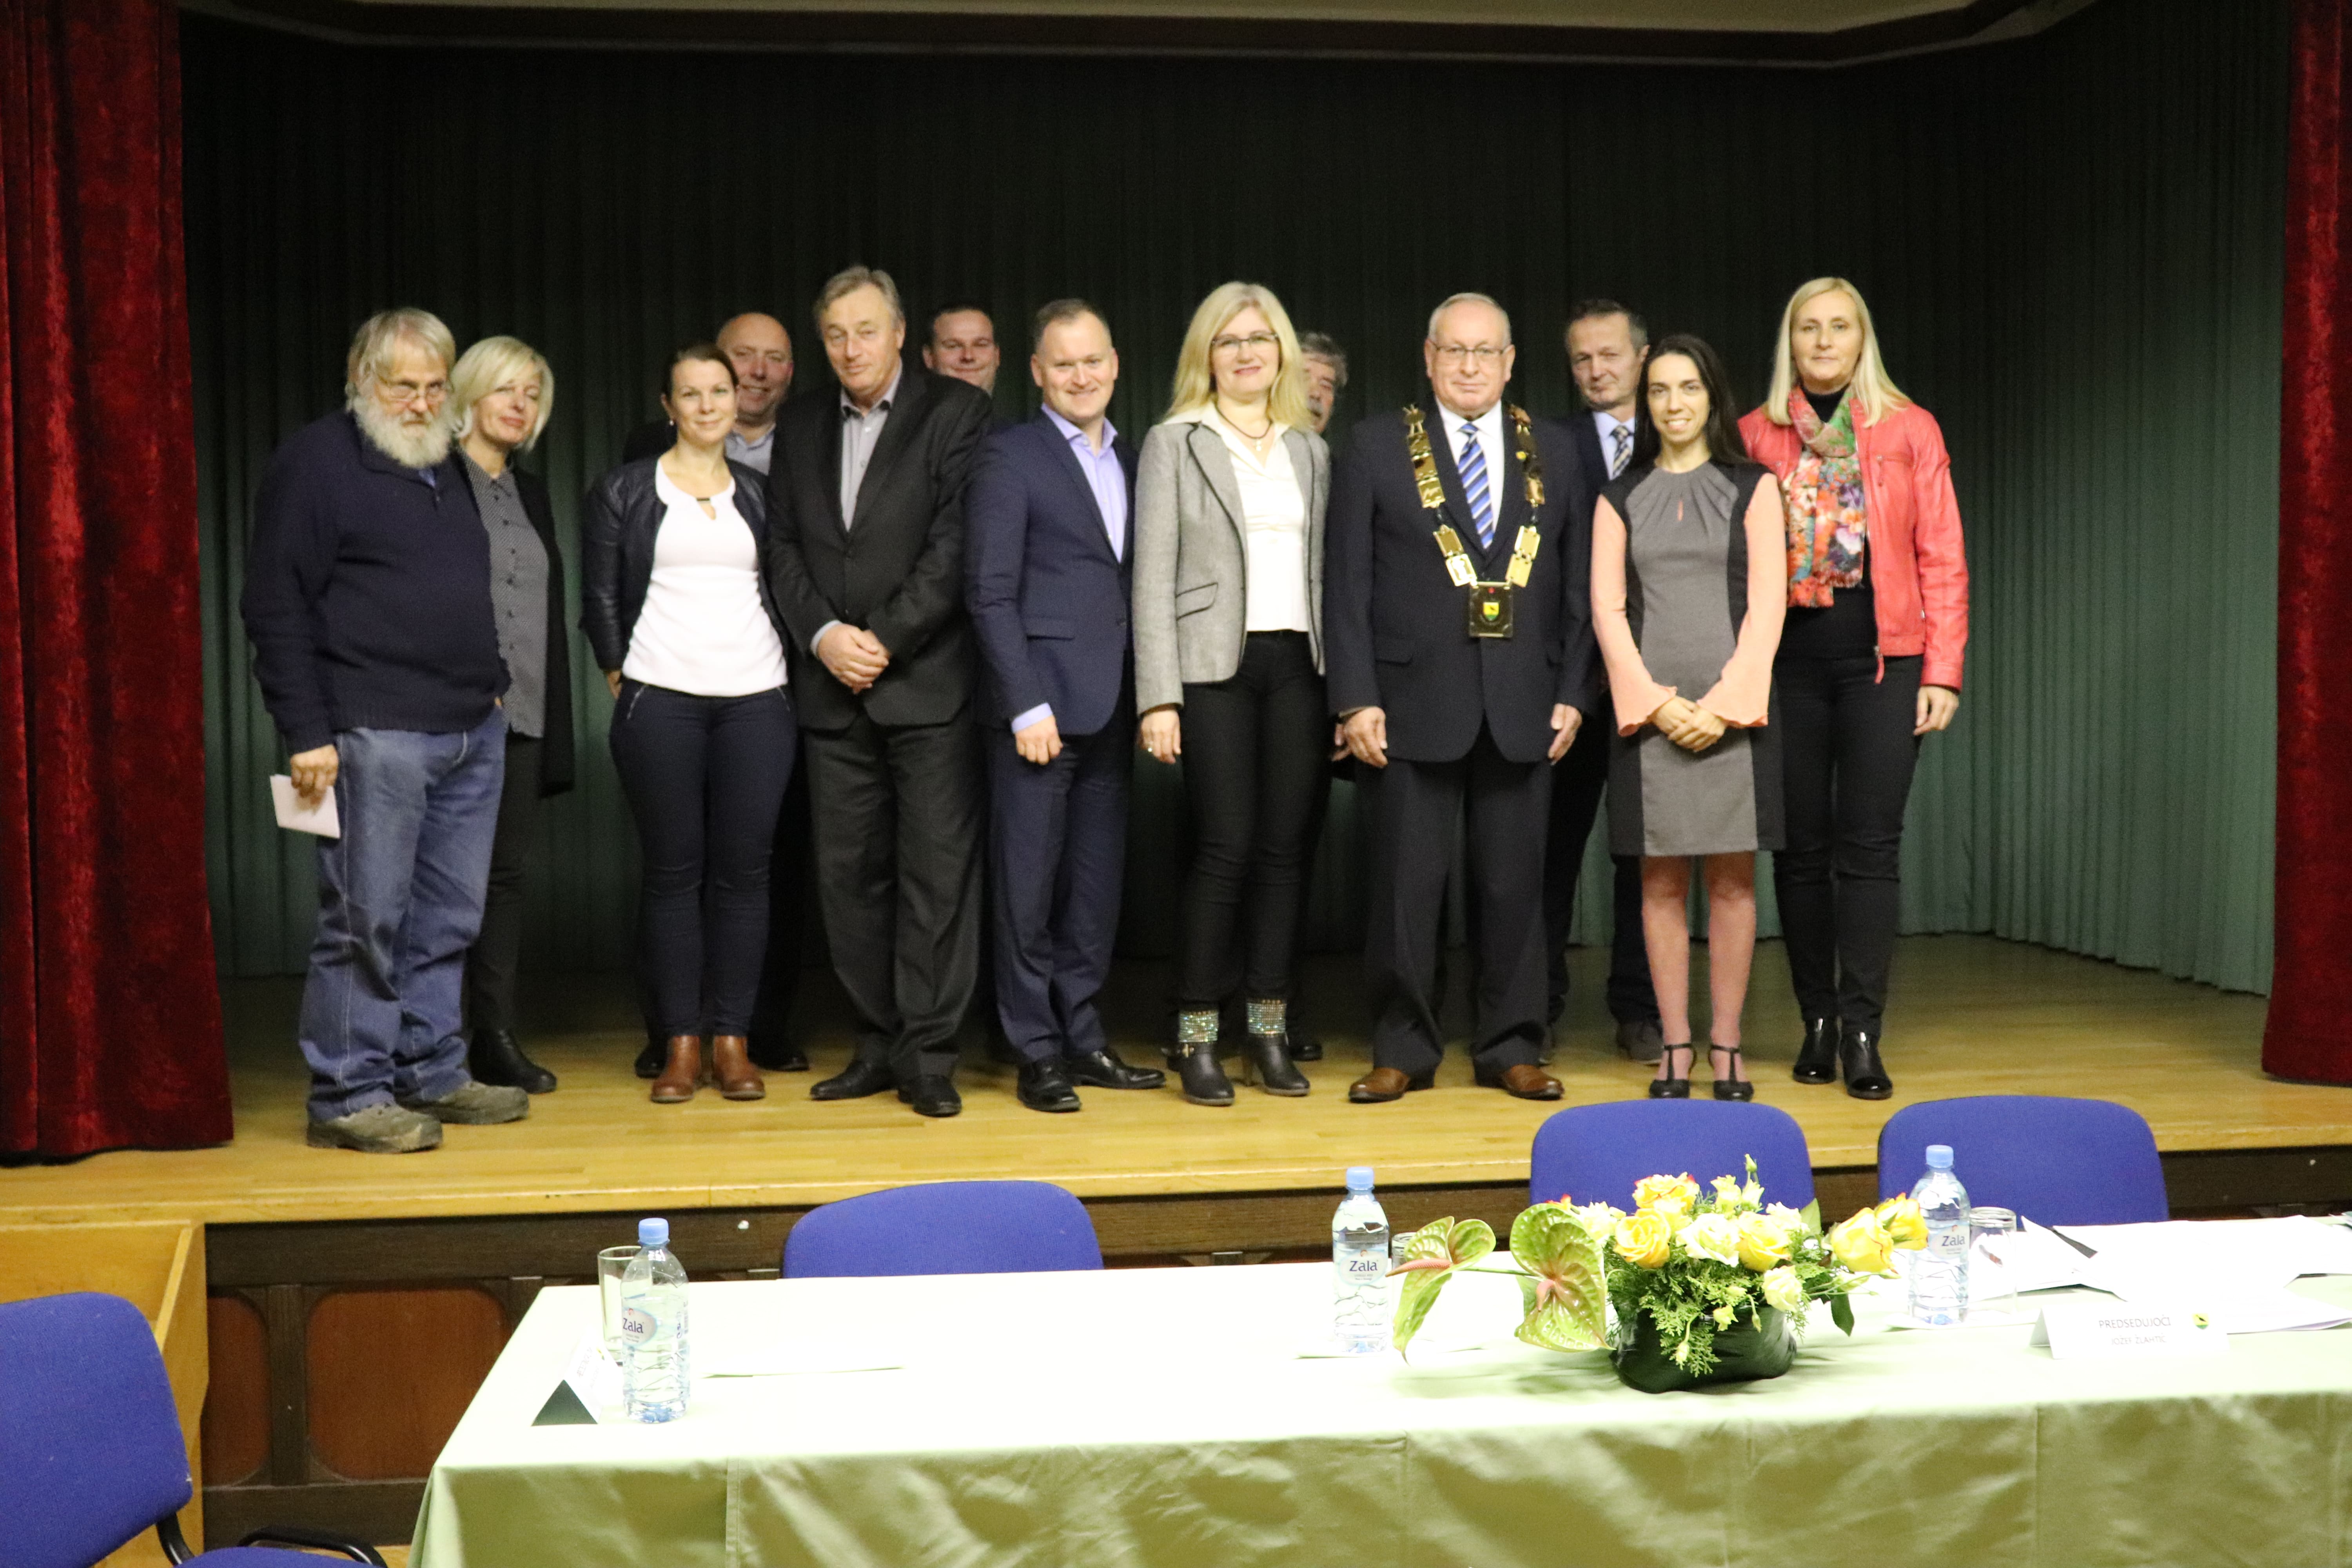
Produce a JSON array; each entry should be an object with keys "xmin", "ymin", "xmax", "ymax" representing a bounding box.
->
[{"xmin": 1405, "ymin": 403, "xmax": 1547, "ymax": 642}]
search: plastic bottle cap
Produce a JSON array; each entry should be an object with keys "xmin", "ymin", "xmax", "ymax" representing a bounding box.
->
[
  {"xmin": 1925, "ymin": 1145, "xmax": 1953, "ymax": 1171},
  {"xmin": 1345, "ymin": 1166, "xmax": 1374, "ymax": 1192},
  {"xmin": 638, "ymin": 1217, "xmax": 670, "ymax": 1248}
]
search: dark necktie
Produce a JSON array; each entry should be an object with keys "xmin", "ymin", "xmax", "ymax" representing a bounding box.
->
[{"xmin": 1610, "ymin": 423, "xmax": 1632, "ymax": 478}]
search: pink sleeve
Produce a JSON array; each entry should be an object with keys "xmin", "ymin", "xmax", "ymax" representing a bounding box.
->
[
  {"xmin": 1906, "ymin": 411, "xmax": 1971, "ymax": 691},
  {"xmin": 1696, "ymin": 478, "xmax": 1789, "ymax": 728},
  {"xmin": 1591, "ymin": 495, "xmax": 1675, "ymax": 735}
]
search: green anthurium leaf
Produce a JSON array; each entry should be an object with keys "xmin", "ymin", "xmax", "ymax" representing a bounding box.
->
[
  {"xmin": 1388, "ymin": 1217, "xmax": 1496, "ymax": 1359},
  {"xmin": 1831, "ymin": 1290, "xmax": 1855, "ymax": 1336},
  {"xmin": 1508, "ymin": 1204, "xmax": 1608, "ymax": 1351}
]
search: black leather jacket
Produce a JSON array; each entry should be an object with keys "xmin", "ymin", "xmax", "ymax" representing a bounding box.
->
[{"xmin": 577, "ymin": 456, "xmax": 788, "ymax": 673}]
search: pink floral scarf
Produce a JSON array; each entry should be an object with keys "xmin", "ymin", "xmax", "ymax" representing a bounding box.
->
[{"xmin": 1783, "ymin": 387, "xmax": 1866, "ymax": 607}]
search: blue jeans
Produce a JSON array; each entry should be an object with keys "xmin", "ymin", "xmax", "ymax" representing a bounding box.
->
[{"xmin": 298, "ymin": 710, "xmax": 507, "ymax": 1119}]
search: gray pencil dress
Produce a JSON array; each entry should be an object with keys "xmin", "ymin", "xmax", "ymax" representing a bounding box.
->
[{"xmin": 1606, "ymin": 463, "xmax": 1784, "ymax": 858}]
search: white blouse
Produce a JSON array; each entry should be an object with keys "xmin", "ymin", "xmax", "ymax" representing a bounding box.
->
[
  {"xmin": 622, "ymin": 466, "xmax": 789, "ymax": 697},
  {"xmin": 1201, "ymin": 408, "xmax": 1311, "ymax": 634}
]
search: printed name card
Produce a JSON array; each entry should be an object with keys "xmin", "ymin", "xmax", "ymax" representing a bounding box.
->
[{"xmin": 2031, "ymin": 1299, "xmax": 2229, "ymax": 1360}]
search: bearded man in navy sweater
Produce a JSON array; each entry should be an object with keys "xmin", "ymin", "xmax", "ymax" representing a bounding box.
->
[{"xmin": 241, "ymin": 309, "xmax": 530, "ymax": 1153}]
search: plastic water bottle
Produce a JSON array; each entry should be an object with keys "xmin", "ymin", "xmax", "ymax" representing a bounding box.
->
[
  {"xmin": 1332, "ymin": 1167, "xmax": 1392, "ymax": 1354},
  {"xmin": 621, "ymin": 1217, "xmax": 690, "ymax": 1422},
  {"xmin": 1908, "ymin": 1145, "xmax": 1971, "ymax": 1325}
]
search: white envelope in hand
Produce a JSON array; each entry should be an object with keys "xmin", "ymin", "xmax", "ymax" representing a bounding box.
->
[{"xmin": 270, "ymin": 775, "xmax": 340, "ymax": 838}]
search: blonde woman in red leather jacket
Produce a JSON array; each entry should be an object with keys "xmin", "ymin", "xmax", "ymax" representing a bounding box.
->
[{"xmin": 1738, "ymin": 276, "xmax": 1969, "ymax": 1102}]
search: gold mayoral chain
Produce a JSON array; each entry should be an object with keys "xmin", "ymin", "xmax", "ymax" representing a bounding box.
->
[{"xmin": 1404, "ymin": 403, "xmax": 1546, "ymax": 639}]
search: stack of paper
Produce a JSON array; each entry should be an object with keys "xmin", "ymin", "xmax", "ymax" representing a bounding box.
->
[{"xmin": 2053, "ymin": 1217, "xmax": 2352, "ymax": 1334}]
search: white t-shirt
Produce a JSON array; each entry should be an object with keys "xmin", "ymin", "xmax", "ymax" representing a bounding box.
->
[
  {"xmin": 621, "ymin": 466, "xmax": 789, "ymax": 697},
  {"xmin": 1194, "ymin": 408, "xmax": 1311, "ymax": 634}
]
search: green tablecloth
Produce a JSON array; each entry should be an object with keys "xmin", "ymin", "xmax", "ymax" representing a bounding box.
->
[{"xmin": 411, "ymin": 1265, "xmax": 2352, "ymax": 1567}]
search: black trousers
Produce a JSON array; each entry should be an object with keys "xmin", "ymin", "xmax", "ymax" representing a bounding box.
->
[
  {"xmin": 462, "ymin": 731, "xmax": 543, "ymax": 1036},
  {"xmin": 987, "ymin": 710, "xmax": 1131, "ymax": 1063},
  {"xmin": 803, "ymin": 708, "xmax": 983, "ymax": 1083},
  {"xmin": 746, "ymin": 764, "xmax": 813, "ymax": 1047},
  {"xmin": 1175, "ymin": 632, "xmax": 1328, "ymax": 1005},
  {"xmin": 608, "ymin": 681, "xmax": 797, "ymax": 1036},
  {"xmin": 1773, "ymin": 653, "xmax": 1923, "ymax": 1033},
  {"xmin": 1363, "ymin": 724, "xmax": 1551, "ymax": 1077},
  {"xmin": 1543, "ymin": 715, "xmax": 1660, "ymax": 1027}
]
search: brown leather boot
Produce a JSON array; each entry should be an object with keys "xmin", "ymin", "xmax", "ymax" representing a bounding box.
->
[
  {"xmin": 650, "ymin": 1035, "xmax": 702, "ymax": 1103},
  {"xmin": 709, "ymin": 1034, "xmax": 766, "ymax": 1101}
]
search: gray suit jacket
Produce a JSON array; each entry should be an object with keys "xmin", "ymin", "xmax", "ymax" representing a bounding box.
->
[{"xmin": 1131, "ymin": 416, "xmax": 1329, "ymax": 712}]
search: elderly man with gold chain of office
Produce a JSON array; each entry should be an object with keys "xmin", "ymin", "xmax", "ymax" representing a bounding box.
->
[{"xmin": 1323, "ymin": 292, "xmax": 1597, "ymax": 1103}]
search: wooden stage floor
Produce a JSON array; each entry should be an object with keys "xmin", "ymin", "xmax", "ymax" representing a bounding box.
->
[{"xmin": 2, "ymin": 935, "xmax": 2337, "ymax": 1228}]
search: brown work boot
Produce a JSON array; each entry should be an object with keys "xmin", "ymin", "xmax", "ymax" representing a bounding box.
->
[
  {"xmin": 650, "ymin": 1035, "xmax": 702, "ymax": 1103},
  {"xmin": 709, "ymin": 1034, "xmax": 766, "ymax": 1101}
]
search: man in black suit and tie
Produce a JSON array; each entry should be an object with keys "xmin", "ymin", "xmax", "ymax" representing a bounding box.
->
[
  {"xmin": 1549, "ymin": 300, "xmax": 1665, "ymax": 1063},
  {"xmin": 964, "ymin": 300, "xmax": 1167, "ymax": 1113},
  {"xmin": 766, "ymin": 266, "xmax": 993, "ymax": 1118},
  {"xmin": 1326, "ymin": 292, "xmax": 1597, "ymax": 1104}
]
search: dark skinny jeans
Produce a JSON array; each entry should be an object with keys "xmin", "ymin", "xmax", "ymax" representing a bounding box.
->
[
  {"xmin": 1772, "ymin": 652, "xmax": 1922, "ymax": 1034},
  {"xmin": 608, "ymin": 679, "xmax": 797, "ymax": 1036},
  {"xmin": 1175, "ymin": 631, "xmax": 1327, "ymax": 1006}
]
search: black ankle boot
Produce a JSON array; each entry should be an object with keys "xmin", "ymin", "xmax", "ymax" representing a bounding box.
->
[
  {"xmin": 1792, "ymin": 1017, "xmax": 1839, "ymax": 1085},
  {"xmin": 471, "ymin": 1029, "xmax": 557, "ymax": 1094},
  {"xmin": 1840, "ymin": 1026, "xmax": 1893, "ymax": 1101},
  {"xmin": 1174, "ymin": 1009, "xmax": 1232, "ymax": 1106},
  {"xmin": 1241, "ymin": 1000, "xmax": 1309, "ymax": 1095}
]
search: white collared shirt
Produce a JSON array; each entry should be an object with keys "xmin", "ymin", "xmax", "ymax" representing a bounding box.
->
[
  {"xmin": 837, "ymin": 367, "xmax": 902, "ymax": 526},
  {"xmin": 1440, "ymin": 400, "xmax": 1508, "ymax": 537},
  {"xmin": 1174, "ymin": 406, "xmax": 1311, "ymax": 635},
  {"xmin": 1591, "ymin": 408, "xmax": 1637, "ymax": 479}
]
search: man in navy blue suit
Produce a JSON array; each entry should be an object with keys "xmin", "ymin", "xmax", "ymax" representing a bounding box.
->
[{"xmin": 965, "ymin": 300, "xmax": 1166, "ymax": 1112}]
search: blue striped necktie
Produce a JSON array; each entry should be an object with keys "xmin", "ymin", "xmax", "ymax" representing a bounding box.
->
[{"xmin": 1459, "ymin": 422, "xmax": 1495, "ymax": 550}]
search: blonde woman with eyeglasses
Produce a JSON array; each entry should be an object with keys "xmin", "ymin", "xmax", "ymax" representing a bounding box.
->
[{"xmin": 1132, "ymin": 281, "xmax": 1331, "ymax": 1104}]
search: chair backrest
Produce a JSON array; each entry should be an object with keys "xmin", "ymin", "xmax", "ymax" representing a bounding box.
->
[
  {"xmin": 1528, "ymin": 1101, "xmax": 1816, "ymax": 1213},
  {"xmin": 0, "ymin": 1292, "xmax": 191, "ymax": 1568},
  {"xmin": 783, "ymin": 1180, "xmax": 1104, "ymax": 1278},
  {"xmin": 1877, "ymin": 1096, "xmax": 2167, "ymax": 1225}
]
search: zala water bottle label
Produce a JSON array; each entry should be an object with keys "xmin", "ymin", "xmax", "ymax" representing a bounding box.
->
[
  {"xmin": 1343, "ymin": 1252, "xmax": 1387, "ymax": 1282},
  {"xmin": 620, "ymin": 1305, "xmax": 656, "ymax": 1345}
]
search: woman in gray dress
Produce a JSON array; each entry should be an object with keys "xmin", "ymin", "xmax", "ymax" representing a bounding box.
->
[{"xmin": 1590, "ymin": 335, "xmax": 1788, "ymax": 1101}]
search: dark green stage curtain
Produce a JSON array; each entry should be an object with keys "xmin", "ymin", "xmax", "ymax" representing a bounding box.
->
[{"xmin": 185, "ymin": 0, "xmax": 2286, "ymax": 992}]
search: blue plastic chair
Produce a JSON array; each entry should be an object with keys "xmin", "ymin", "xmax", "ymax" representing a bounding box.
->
[
  {"xmin": 0, "ymin": 1291, "xmax": 384, "ymax": 1566},
  {"xmin": 784, "ymin": 1180, "xmax": 1104, "ymax": 1278},
  {"xmin": 1877, "ymin": 1096, "xmax": 2167, "ymax": 1225},
  {"xmin": 1528, "ymin": 1100, "xmax": 1816, "ymax": 1212}
]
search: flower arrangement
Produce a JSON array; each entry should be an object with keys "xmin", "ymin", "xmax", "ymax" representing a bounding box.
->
[{"xmin": 1391, "ymin": 1158, "xmax": 1929, "ymax": 1391}]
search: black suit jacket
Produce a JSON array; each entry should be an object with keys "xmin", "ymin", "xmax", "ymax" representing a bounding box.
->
[
  {"xmin": 763, "ymin": 371, "xmax": 995, "ymax": 730},
  {"xmin": 1324, "ymin": 405, "xmax": 1598, "ymax": 765},
  {"xmin": 512, "ymin": 468, "xmax": 576, "ymax": 795},
  {"xmin": 1566, "ymin": 408, "xmax": 1615, "ymax": 507},
  {"xmin": 964, "ymin": 413, "xmax": 1136, "ymax": 733},
  {"xmin": 577, "ymin": 456, "xmax": 788, "ymax": 676}
]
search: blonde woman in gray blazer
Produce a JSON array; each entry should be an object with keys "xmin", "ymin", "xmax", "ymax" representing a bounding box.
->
[{"xmin": 1132, "ymin": 281, "xmax": 1330, "ymax": 1106}]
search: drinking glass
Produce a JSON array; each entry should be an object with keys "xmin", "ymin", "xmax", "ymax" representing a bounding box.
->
[
  {"xmin": 596, "ymin": 1245, "xmax": 641, "ymax": 1357},
  {"xmin": 1968, "ymin": 1207, "xmax": 2018, "ymax": 1320}
]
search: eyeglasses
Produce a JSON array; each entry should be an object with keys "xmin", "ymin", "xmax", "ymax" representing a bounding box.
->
[
  {"xmin": 1431, "ymin": 344, "xmax": 1507, "ymax": 368},
  {"xmin": 1210, "ymin": 332, "xmax": 1279, "ymax": 356},
  {"xmin": 379, "ymin": 378, "xmax": 449, "ymax": 407}
]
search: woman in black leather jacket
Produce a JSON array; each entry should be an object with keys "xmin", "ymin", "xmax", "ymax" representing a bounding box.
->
[{"xmin": 580, "ymin": 345, "xmax": 797, "ymax": 1105}]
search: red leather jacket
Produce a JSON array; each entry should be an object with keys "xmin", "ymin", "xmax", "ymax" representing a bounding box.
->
[{"xmin": 1739, "ymin": 401, "xmax": 1969, "ymax": 690}]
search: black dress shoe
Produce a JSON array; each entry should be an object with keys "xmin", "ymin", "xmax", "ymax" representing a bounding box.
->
[
  {"xmin": 1792, "ymin": 1017, "xmax": 1839, "ymax": 1085},
  {"xmin": 1016, "ymin": 1060, "xmax": 1082, "ymax": 1112},
  {"xmin": 747, "ymin": 1035, "xmax": 808, "ymax": 1073},
  {"xmin": 634, "ymin": 1036, "xmax": 666, "ymax": 1079},
  {"xmin": 1065, "ymin": 1049, "xmax": 1165, "ymax": 1091},
  {"xmin": 469, "ymin": 1029, "xmax": 557, "ymax": 1094},
  {"xmin": 899, "ymin": 1074, "xmax": 963, "ymax": 1117},
  {"xmin": 1840, "ymin": 1027, "xmax": 1894, "ymax": 1101},
  {"xmin": 1289, "ymin": 1032, "xmax": 1325, "ymax": 1062},
  {"xmin": 811, "ymin": 1057, "xmax": 897, "ymax": 1101}
]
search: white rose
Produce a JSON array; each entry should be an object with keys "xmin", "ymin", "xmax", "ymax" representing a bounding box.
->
[
  {"xmin": 1761, "ymin": 1267, "xmax": 1808, "ymax": 1314},
  {"xmin": 1681, "ymin": 1212, "xmax": 1742, "ymax": 1267}
]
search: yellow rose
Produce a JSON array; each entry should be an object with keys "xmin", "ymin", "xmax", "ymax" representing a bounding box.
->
[
  {"xmin": 1875, "ymin": 1196, "xmax": 1929, "ymax": 1251},
  {"xmin": 1829, "ymin": 1209, "xmax": 1898, "ymax": 1276},
  {"xmin": 1633, "ymin": 1173, "xmax": 1700, "ymax": 1216},
  {"xmin": 1760, "ymin": 1266, "xmax": 1808, "ymax": 1314},
  {"xmin": 1736, "ymin": 1213, "xmax": 1793, "ymax": 1272},
  {"xmin": 1613, "ymin": 1210, "xmax": 1674, "ymax": 1269},
  {"xmin": 1710, "ymin": 1174, "xmax": 1762, "ymax": 1212},
  {"xmin": 1681, "ymin": 1212, "xmax": 1742, "ymax": 1267}
]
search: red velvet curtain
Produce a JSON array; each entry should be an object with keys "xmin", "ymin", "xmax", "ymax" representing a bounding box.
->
[
  {"xmin": 2269, "ymin": 0, "xmax": 2352, "ymax": 1082},
  {"xmin": 0, "ymin": 0, "xmax": 230, "ymax": 1152}
]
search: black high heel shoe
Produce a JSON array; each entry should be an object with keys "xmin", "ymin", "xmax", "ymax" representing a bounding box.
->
[
  {"xmin": 1646, "ymin": 1044, "xmax": 1694, "ymax": 1100},
  {"xmin": 1791, "ymin": 1017, "xmax": 1838, "ymax": 1085},
  {"xmin": 1710, "ymin": 1045, "xmax": 1755, "ymax": 1102},
  {"xmin": 1840, "ymin": 1027, "xmax": 1893, "ymax": 1101}
]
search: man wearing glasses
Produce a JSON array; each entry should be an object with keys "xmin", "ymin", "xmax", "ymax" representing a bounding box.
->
[
  {"xmin": 241, "ymin": 308, "xmax": 529, "ymax": 1152},
  {"xmin": 1323, "ymin": 293, "xmax": 1597, "ymax": 1105}
]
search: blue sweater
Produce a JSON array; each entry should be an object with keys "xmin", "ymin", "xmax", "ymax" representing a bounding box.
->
[{"xmin": 241, "ymin": 411, "xmax": 508, "ymax": 753}]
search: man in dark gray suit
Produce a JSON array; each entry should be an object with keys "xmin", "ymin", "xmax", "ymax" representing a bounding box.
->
[{"xmin": 766, "ymin": 267, "xmax": 993, "ymax": 1118}]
